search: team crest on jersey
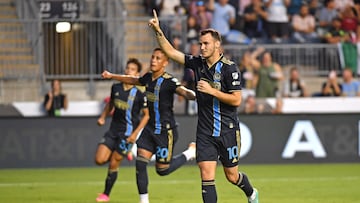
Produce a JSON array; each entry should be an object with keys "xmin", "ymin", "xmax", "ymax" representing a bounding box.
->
[
  {"xmin": 232, "ymin": 72, "xmax": 239, "ymax": 80},
  {"xmin": 214, "ymin": 73, "xmax": 221, "ymax": 80},
  {"xmin": 214, "ymin": 82, "xmax": 221, "ymax": 90},
  {"xmin": 115, "ymin": 92, "xmax": 119, "ymax": 96}
]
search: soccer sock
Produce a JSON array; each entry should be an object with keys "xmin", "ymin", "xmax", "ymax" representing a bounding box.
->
[
  {"xmin": 202, "ymin": 180, "xmax": 217, "ymax": 203},
  {"xmin": 156, "ymin": 153, "xmax": 186, "ymax": 176},
  {"xmin": 234, "ymin": 172, "xmax": 254, "ymax": 197},
  {"xmin": 139, "ymin": 193, "xmax": 149, "ymax": 203},
  {"xmin": 103, "ymin": 168, "xmax": 118, "ymax": 196},
  {"xmin": 136, "ymin": 156, "xmax": 150, "ymax": 195}
]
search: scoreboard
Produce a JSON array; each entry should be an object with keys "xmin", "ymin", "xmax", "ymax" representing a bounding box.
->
[{"xmin": 39, "ymin": 0, "xmax": 79, "ymax": 19}]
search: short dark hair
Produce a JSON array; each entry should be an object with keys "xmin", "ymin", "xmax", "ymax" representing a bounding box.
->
[
  {"xmin": 153, "ymin": 47, "xmax": 169, "ymax": 60},
  {"xmin": 127, "ymin": 58, "xmax": 142, "ymax": 73},
  {"xmin": 200, "ymin": 28, "xmax": 222, "ymax": 43}
]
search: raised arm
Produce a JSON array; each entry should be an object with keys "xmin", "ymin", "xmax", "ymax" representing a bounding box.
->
[
  {"xmin": 101, "ymin": 70, "xmax": 142, "ymax": 86},
  {"xmin": 148, "ymin": 10, "xmax": 185, "ymax": 65}
]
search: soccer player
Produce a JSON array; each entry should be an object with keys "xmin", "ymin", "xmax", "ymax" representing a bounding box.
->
[
  {"xmin": 101, "ymin": 48, "xmax": 197, "ymax": 203},
  {"xmin": 95, "ymin": 58, "xmax": 150, "ymax": 202},
  {"xmin": 148, "ymin": 10, "xmax": 259, "ymax": 203}
]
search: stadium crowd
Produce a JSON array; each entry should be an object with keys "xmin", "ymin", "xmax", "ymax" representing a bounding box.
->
[
  {"xmin": 142, "ymin": 0, "xmax": 360, "ymax": 114},
  {"xmin": 143, "ymin": 0, "xmax": 360, "ymax": 45}
]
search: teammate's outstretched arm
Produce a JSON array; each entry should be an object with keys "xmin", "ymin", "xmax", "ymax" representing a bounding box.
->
[
  {"xmin": 148, "ymin": 9, "xmax": 185, "ymax": 65},
  {"xmin": 101, "ymin": 70, "xmax": 142, "ymax": 86},
  {"xmin": 176, "ymin": 86, "xmax": 196, "ymax": 100}
]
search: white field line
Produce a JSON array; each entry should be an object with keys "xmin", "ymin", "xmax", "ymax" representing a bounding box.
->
[{"xmin": 0, "ymin": 176, "xmax": 359, "ymax": 187}]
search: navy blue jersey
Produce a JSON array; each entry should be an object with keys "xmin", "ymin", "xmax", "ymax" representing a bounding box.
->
[
  {"xmin": 109, "ymin": 83, "xmax": 147, "ymax": 136},
  {"xmin": 184, "ymin": 55, "xmax": 242, "ymax": 137},
  {"xmin": 138, "ymin": 72, "xmax": 180, "ymax": 134}
]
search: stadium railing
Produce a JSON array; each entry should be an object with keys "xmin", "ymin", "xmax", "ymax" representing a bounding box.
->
[
  {"xmin": 0, "ymin": 0, "xmax": 351, "ymax": 103},
  {"xmin": 223, "ymin": 43, "xmax": 344, "ymax": 77}
]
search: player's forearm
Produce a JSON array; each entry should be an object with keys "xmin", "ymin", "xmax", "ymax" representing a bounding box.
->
[
  {"xmin": 155, "ymin": 30, "xmax": 185, "ymax": 64},
  {"xmin": 110, "ymin": 74, "xmax": 141, "ymax": 85},
  {"xmin": 183, "ymin": 89, "xmax": 196, "ymax": 100},
  {"xmin": 63, "ymin": 96, "xmax": 68, "ymax": 110},
  {"xmin": 131, "ymin": 110, "xmax": 150, "ymax": 140},
  {"xmin": 99, "ymin": 102, "xmax": 112, "ymax": 119},
  {"xmin": 45, "ymin": 98, "xmax": 52, "ymax": 110},
  {"xmin": 177, "ymin": 86, "xmax": 196, "ymax": 100},
  {"xmin": 212, "ymin": 90, "xmax": 242, "ymax": 106}
]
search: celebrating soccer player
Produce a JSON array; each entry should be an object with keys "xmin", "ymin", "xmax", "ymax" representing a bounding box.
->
[
  {"xmin": 101, "ymin": 48, "xmax": 196, "ymax": 203},
  {"xmin": 147, "ymin": 9, "xmax": 259, "ymax": 203},
  {"xmin": 95, "ymin": 58, "xmax": 150, "ymax": 202}
]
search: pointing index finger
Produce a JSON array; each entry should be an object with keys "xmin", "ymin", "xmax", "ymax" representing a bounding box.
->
[{"xmin": 153, "ymin": 9, "xmax": 158, "ymax": 21}]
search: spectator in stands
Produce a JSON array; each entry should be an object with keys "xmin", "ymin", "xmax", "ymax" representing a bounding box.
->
[
  {"xmin": 271, "ymin": 97, "xmax": 283, "ymax": 114},
  {"xmin": 323, "ymin": 17, "xmax": 348, "ymax": 43},
  {"xmin": 354, "ymin": 0, "xmax": 360, "ymax": 21},
  {"xmin": 238, "ymin": 47, "xmax": 264, "ymax": 98},
  {"xmin": 186, "ymin": 15, "xmax": 200, "ymax": 43},
  {"xmin": 208, "ymin": 0, "xmax": 236, "ymax": 42},
  {"xmin": 308, "ymin": 0, "xmax": 321, "ymax": 16},
  {"xmin": 320, "ymin": 70, "xmax": 342, "ymax": 96},
  {"xmin": 354, "ymin": 24, "xmax": 360, "ymax": 43},
  {"xmin": 287, "ymin": 0, "xmax": 304, "ymax": 18},
  {"xmin": 243, "ymin": 0, "xmax": 268, "ymax": 41},
  {"xmin": 334, "ymin": 0, "xmax": 353, "ymax": 12},
  {"xmin": 339, "ymin": 6, "xmax": 358, "ymax": 33},
  {"xmin": 253, "ymin": 51, "xmax": 284, "ymax": 98},
  {"xmin": 282, "ymin": 67, "xmax": 308, "ymax": 97},
  {"xmin": 159, "ymin": 0, "xmax": 181, "ymax": 17},
  {"xmin": 228, "ymin": 0, "xmax": 252, "ymax": 31},
  {"xmin": 188, "ymin": 0, "xmax": 200, "ymax": 16},
  {"xmin": 341, "ymin": 68, "xmax": 360, "ymax": 96},
  {"xmin": 316, "ymin": 0, "xmax": 339, "ymax": 37},
  {"xmin": 143, "ymin": 0, "xmax": 161, "ymax": 16},
  {"xmin": 170, "ymin": 5, "xmax": 187, "ymax": 39},
  {"xmin": 242, "ymin": 95, "xmax": 259, "ymax": 114},
  {"xmin": 264, "ymin": 0, "xmax": 291, "ymax": 43},
  {"xmin": 291, "ymin": 4, "xmax": 319, "ymax": 43},
  {"xmin": 43, "ymin": 79, "xmax": 68, "ymax": 116},
  {"xmin": 193, "ymin": 0, "xmax": 213, "ymax": 30}
]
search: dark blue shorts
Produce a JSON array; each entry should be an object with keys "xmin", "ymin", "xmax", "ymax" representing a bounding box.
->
[
  {"xmin": 99, "ymin": 130, "xmax": 133, "ymax": 157},
  {"xmin": 136, "ymin": 126, "xmax": 179, "ymax": 164},
  {"xmin": 196, "ymin": 128, "xmax": 241, "ymax": 167}
]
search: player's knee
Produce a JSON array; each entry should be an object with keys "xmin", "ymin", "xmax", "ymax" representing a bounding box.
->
[
  {"xmin": 95, "ymin": 156, "xmax": 107, "ymax": 165},
  {"xmin": 226, "ymin": 172, "xmax": 240, "ymax": 184},
  {"xmin": 136, "ymin": 156, "xmax": 150, "ymax": 169},
  {"xmin": 156, "ymin": 167, "xmax": 171, "ymax": 176}
]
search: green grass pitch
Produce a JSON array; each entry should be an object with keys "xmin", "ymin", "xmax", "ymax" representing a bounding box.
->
[{"xmin": 0, "ymin": 163, "xmax": 359, "ymax": 203}]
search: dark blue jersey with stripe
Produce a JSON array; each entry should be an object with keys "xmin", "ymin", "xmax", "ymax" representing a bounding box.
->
[
  {"xmin": 184, "ymin": 55, "xmax": 242, "ymax": 137},
  {"xmin": 109, "ymin": 83, "xmax": 147, "ymax": 136},
  {"xmin": 138, "ymin": 72, "xmax": 180, "ymax": 134}
]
